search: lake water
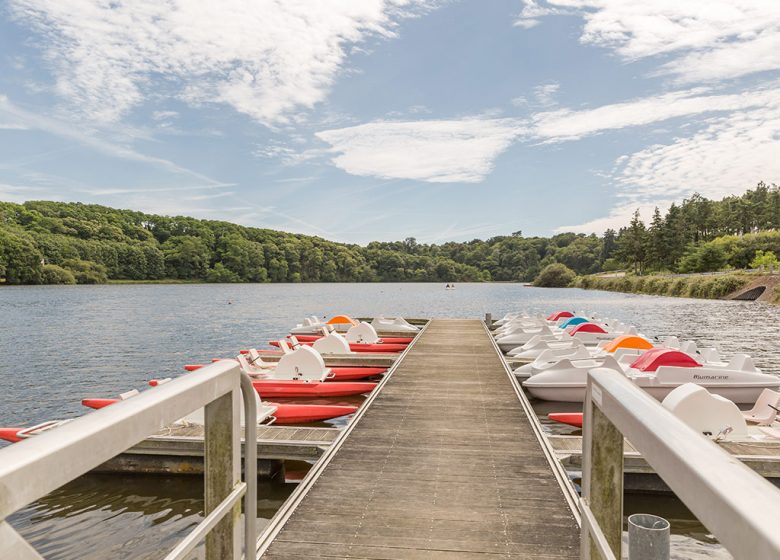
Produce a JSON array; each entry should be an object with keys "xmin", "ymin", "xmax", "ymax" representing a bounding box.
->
[{"xmin": 2, "ymin": 283, "xmax": 778, "ymax": 559}]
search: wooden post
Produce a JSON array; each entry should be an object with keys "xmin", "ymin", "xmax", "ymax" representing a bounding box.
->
[
  {"xmin": 205, "ymin": 391, "xmax": 241, "ymax": 560},
  {"xmin": 582, "ymin": 379, "xmax": 624, "ymax": 559}
]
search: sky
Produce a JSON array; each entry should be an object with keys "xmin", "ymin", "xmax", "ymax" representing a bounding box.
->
[{"xmin": 1, "ymin": 0, "xmax": 779, "ymax": 244}]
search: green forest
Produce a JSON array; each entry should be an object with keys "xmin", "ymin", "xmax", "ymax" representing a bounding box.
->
[{"xmin": 0, "ymin": 182, "xmax": 778, "ymax": 285}]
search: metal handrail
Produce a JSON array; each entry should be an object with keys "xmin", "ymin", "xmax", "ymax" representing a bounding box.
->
[
  {"xmin": 581, "ymin": 368, "xmax": 780, "ymax": 559},
  {"xmin": 0, "ymin": 360, "xmax": 257, "ymax": 560}
]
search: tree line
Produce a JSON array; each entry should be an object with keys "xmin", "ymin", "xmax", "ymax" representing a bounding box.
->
[{"xmin": 0, "ymin": 182, "xmax": 778, "ymax": 285}]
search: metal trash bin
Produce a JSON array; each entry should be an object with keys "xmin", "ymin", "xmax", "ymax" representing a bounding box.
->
[{"xmin": 628, "ymin": 513, "xmax": 670, "ymax": 560}]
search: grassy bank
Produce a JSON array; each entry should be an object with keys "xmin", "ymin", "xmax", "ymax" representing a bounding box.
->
[{"xmin": 570, "ymin": 273, "xmax": 754, "ymax": 300}]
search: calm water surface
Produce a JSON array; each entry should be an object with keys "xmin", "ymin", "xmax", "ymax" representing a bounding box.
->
[{"xmin": 2, "ymin": 283, "xmax": 778, "ymax": 559}]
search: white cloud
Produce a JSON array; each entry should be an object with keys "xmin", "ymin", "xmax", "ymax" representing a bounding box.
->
[
  {"xmin": 152, "ymin": 110, "xmax": 179, "ymax": 121},
  {"xmin": 0, "ymin": 122, "xmax": 29, "ymax": 130},
  {"xmin": 534, "ymin": 82, "xmax": 560, "ymax": 107},
  {"xmin": 542, "ymin": 85, "xmax": 780, "ymax": 232},
  {"xmin": 615, "ymin": 102, "xmax": 780, "ymax": 201},
  {"xmin": 532, "ymin": 86, "xmax": 778, "ymax": 141},
  {"xmin": 555, "ymin": 203, "xmax": 647, "ymax": 234},
  {"xmin": 316, "ymin": 118, "xmax": 525, "ymax": 183},
  {"xmin": 0, "ymin": 94, "xmax": 227, "ymax": 188},
  {"xmin": 537, "ymin": 1, "xmax": 780, "ymax": 84},
  {"xmin": 515, "ymin": 0, "xmax": 573, "ymax": 28},
  {"xmin": 518, "ymin": 2, "xmax": 780, "ymax": 232},
  {"xmin": 514, "ymin": 19, "xmax": 541, "ymax": 29},
  {"xmin": 9, "ymin": 0, "xmax": 434, "ymax": 126},
  {"xmin": 0, "ymin": 182, "xmax": 54, "ymax": 203}
]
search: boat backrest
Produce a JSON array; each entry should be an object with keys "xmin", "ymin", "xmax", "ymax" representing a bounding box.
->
[
  {"xmin": 745, "ymin": 389, "xmax": 780, "ymax": 423},
  {"xmin": 312, "ymin": 332, "xmax": 351, "ymax": 354},
  {"xmin": 247, "ymin": 349, "xmax": 269, "ymax": 367},
  {"xmin": 236, "ymin": 354, "xmax": 258, "ymax": 374},
  {"xmin": 661, "ymin": 336, "xmax": 681, "ymax": 349},
  {"xmin": 346, "ymin": 322, "xmax": 380, "ymax": 343},
  {"xmin": 662, "ymin": 383, "xmax": 747, "ymax": 438},
  {"xmin": 393, "ymin": 317, "xmax": 418, "ymax": 330},
  {"xmin": 274, "ymin": 346, "xmax": 328, "ymax": 381},
  {"xmin": 726, "ymin": 354, "xmax": 759, "ymax": 372},
  {"xmin": 698, "ymin": 347, "xmax": 722, "ymax": 363},
  {"xmin": 613, "ymin": 347, "xmax": 646, "ymax": 362},
  {"xmin": 277, "ymin": 340, "xmax": 292, "ymax": 354},
  {"xmin": 680, "ymin": 340, "xmax": 699, "ymax": 355},
  {"xmin": 535, "ymin": 345, "xmax": 591, "ymax": 364},
  {"xmin": 598, "ymin": 355, "xmax": 624, "ymax": 371}
]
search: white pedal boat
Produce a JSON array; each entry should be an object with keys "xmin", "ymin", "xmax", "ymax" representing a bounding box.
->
[
  {"xmin": 512, "ymin": 335, "xmax": 714, "ymax": 378},
  {"xmin": 663, "ymin": 384, "xmax": 780, "ymax": 441},
  {"xmin": 506, "ymin": 328, "xmax": 642, "ymax": 360},
  {"xmin": 497, "ymin": 321, "xmax": 639, "ymax": 353},
  {"xmin": 371, "ymin": 316, "xmax": 419, "ymax": 332},
  {"xmin": 523, "ymin": 348, "xmax": 780, "ymax": 403},
  {"xmin": 290, "ymin": 316, "xmax": 330, "ymax": 335}
]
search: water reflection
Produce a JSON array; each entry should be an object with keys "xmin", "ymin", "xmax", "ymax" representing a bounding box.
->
[{"xmin": 9, "ymin": 474, "xmax": 293, "ymax": 560}]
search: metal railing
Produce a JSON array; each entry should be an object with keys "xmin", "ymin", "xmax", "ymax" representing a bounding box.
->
[
  {"xmin": 0, "ymin": 360, "xmax": 257, "ymax": 560},
  {"xmin": 580, "ymin": 368, "xmax": 780, "ymax": 559}
]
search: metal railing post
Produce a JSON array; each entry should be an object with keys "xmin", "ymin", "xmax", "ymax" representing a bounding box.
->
[
  {"xmin": 582, "ymin": 376, "xmax": 623, "ymax": 559},
  {"xmin": 205, "ymin": 390, "xmax": 241, "ymax": 559},
  {"xmin": 240, "ymin": 372, "xmax": 258, "ymax": 556}
]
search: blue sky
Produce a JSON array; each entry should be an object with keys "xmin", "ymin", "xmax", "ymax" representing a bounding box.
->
[{"xmin": 1, "ymin": 1, "xmax": 779, "ymax": 243}]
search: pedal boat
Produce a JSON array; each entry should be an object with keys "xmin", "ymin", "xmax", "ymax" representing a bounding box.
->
[
  {"xmin": 513, "ymin": 335, "xmax": 654, "ymax": 378},
  {"xmin": 272, "ymin": 322, "xmax": 407, "ymax": 353},
  {"xmin": 523, "ymin": 348, "xmax": 780, "ymax": 403},
  {"xmin": 239, "ymin": 350, "xmax": 377, "ymax": 398},
  {"xmin": 548, "ymin": 384, "xmax": 780, "ymax": 438},
  {"xmin": 370, "ymin": 316, "xmax": 420, "ymax": 333},
  {"xmin": 80, "ymin": 378, "xmax": 358, "ymax": 425},
  {"xmin": 189, "ymin": 342, "xmax": 386, "ymax": 381}
]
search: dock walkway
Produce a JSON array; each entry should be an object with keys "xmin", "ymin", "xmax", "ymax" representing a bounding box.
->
[{"xmin": 260, "ymin": 319, "xmax": 580, "ymax": 559}]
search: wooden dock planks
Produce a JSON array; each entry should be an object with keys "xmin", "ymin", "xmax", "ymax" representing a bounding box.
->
[{"xmin": 260, "ymin": 319, "xmax": 580, "ymax": 559}]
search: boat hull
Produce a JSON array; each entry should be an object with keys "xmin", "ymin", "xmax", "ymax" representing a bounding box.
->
[
  {"xmin": 330, "ymin": 367, "xmax": 386, "ymax": 380},
  {"xmin": 252, "ymin": 380, "xmax": 376, "ymax": 398},
  {"xmin": 270, "ymin": 340, "xmax": 406, "ymax": 353},
  {"xmin": 0, "ymin": 428, "xmax": 22, "ymax": 443},
  {"xmin": 524, "ymin": 382, "xmax": 780, "ymax": 403},
  {"xmin": 184, "ymin": 363, "xmax": 385, "ymax": 380},
  {"xmin": 272, "ymin": 403, "xmax": 358, "ymax": 424},
  {"xmin": 291, "ymin": 335, "xmax": 413, "ymax": 345},
  {"xmin": 548, "ymin": 413, "xmax": 583, "ymax": 428}
]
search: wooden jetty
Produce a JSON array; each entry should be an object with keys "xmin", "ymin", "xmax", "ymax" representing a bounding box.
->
[
  {"xmin": 93, "ymin": 425, "xmax": 341, "ymax": 477},
  {"xmin": 257, "ymin": 319, "xmax": 580, "ymax": 559},
  {"xmin": 549, "ymin": 434, "xmax": 780, "ymax": 492}
]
